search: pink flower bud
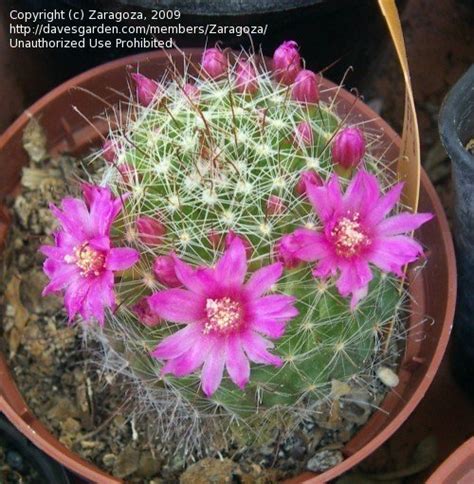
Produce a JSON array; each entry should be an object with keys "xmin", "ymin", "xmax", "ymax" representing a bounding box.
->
[
  {"xmin": 201, "ymin": 48, "xmax": 227, "ymax": 79},
  {"xmin": 102, "ymin": 138, "xmax": 119, "ymax": 164},
  {"xmin": 132, "ymin": 298, "xmax": 162, "ymax": 326},
  {"xmin": 266, "ymin": 195, "xmax": 285, "ymax": 216},
  {"xmin": 131, "ymin": 73, "xmax": 160, "ymax": 107},
  {"xmin": 183, "ymin": 82, "xmax": 200, "ymax": 102},
  {"xmin": 293, "ymin": 121, "xmax": 314, "ymax": 148},
  {"xmin": 276, "ymin": 233, "xmax": 302, "ymax": 269},
  {"xmin": 225, "ymin": 231, "xmax": 252, "ymax": 259},
  {"xmin": 273, "ymin": 40, "xmax": 301, "ymax": 85},
  {"xmin": 295, "ymin": 170, "xmax": 323, "ymax": 197},
  {"xmin": 292, "ymin": 70, "xmax": 320, "ymax": 104},
  {"xmin": 235, "ymin": 60, "xmax": 258, "ymax": 95},
  {"xmin": 331, "ymin": 127, "xmax": 366, "ymax": 169},
  {"xmin": 153, "ymin": 255, "xmax": 181, "ymax": 287},
  {"xmin": 136, "ymin": 215, "xmax": 166, "ymax": 246}
]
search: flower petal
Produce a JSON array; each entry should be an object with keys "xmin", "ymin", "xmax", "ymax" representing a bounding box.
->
[
  {"xmin": 293, "ymin": 230, "xmax": 329, "ymax": 261},
  {"xmin": 245, "ymin": 262, "xmax": 282, "ymax": 297},
  {"xmin": 369, "ymin": 235, "xmax": 424, "ymax": 276},
  {"xmin": 106, "ymin": 247, "xmax": 140, "ymax": 271},
  {"xmin": 63, "ymin": 275, "xmax": 90, "ymax": 321},
  {"xmin": 152, "ymin": 324, "xmax": 203, "ymax": 360},
  {"xmin": 365, "ymin": 182, "xmax": 403, "ymax": 225},
  {"xmin": 81, "ymin": 271, "xmax": 115, "ymax": 324},
  {"xmin": 225, "ymin": 336, "xmax": 250, "ymax": 390},
  {"xmin": 147, "ymin": 289, "xmax": 205, "ymax": 323},
  {"xmin": 344, "ymin": 170, "xmax": 380, "ymax": 213},
  {"xmin": 215, "ymin": 236, "xmax": 247, "ymax": 286},
  {"xmin": 241, "ymin": 331, "xmax": 283, "ymax": 367},
  {"xmin": 42, "ymin": 261, "xmax": 79, "ymax": 295},
  {"xmin": 306, "ymin": 174, "xmax": 342, "ymax": 222},
  {"xmin": 251, "ymin": 318, "xmax": 287, "ymax": 338},
  {"xmin": 161, "ymin": 342, "xmax": 207, "ymax": 377},
  {"xmin": 335, "ymin": 259, "xmax": 373, "ymax": 300},
  {"xmin": 172, "ymin": 255, "xmax": 216, "ymax": 295},
  {"xmin": 201, "ymin": 342, "xmax": 226, "ymax": 396},
  {"xmin": 250, "ymin": 294, "xmax": 297, "ymax": 319},
  {"xmin": 378, "ymin": 212, "xmax": 433, "ymax": 237}
]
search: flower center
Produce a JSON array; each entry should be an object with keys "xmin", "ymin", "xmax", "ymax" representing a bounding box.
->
[
  {"xmin": 65, "ymin": 242, "xmax": 105, "ymax": 277},
  {"xmin": 331, "ymin": 213, "xmax": 369, "ymax": 258},
  {"xmin": 204, "ymin": 297, "xmax": 242, "ymax": 335}
]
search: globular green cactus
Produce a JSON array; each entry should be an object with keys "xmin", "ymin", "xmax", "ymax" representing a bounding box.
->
[{"xmin": 77, "ymin": 47, "xmax": 406, "ymax": 453}]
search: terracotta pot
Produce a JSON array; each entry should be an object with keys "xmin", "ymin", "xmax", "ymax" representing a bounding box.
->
[
  {"xmin": 0, "ymin": 49, "xmax": 456, "ymax": 483},
  {"xmin": 427, "ymin": 437, "xmax": 474, "ymax": 484}
]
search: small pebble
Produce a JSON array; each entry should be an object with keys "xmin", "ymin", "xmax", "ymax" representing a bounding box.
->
[{"xmin": 377, "ymin": 366, "xmax": 400, "ymax": 388}]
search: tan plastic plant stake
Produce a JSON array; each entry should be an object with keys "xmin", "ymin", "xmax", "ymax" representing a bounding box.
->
[{"xmin": 378, "ymin": 0, "xmax": 421, "ymax": 211}]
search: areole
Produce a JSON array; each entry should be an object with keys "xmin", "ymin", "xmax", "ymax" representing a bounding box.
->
[{"xmin": 0, "ymin": 3, "xmax": 456, "ymax": 483}]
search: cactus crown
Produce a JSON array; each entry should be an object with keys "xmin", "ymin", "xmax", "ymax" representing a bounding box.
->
[{"xmin": 41, "ymin": 44, "xmax": 430, "ymax": 456}]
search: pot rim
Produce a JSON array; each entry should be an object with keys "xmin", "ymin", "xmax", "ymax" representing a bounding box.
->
[{"xmin": 0, "ymin": 48, "xmax": 457, "ymax": 484}]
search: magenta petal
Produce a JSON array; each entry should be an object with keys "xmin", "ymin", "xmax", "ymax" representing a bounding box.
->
[
  {"xmin": 63, "ymin": 276, "xmax": 90, "ymax": 321},
  {"xmin": 336, "ymin": 260, "xmax": 373, "ymax": 299},
  {"xmin": 201, "ymin": 342, "xmax": 226, "ymax": 397},
  {"xmin": 82, "ymin": 271, "xmax": 115, "ymax": 324},
  {"xmin": 152, "ymin": 324, "xmax": 202, "ymax": 360},
  {"xmin": 225, "ymin": 336, "xmax": 250, "ymax": 390},
  {"xmin": 161, "ymin": 343, "xmax": 206, "ymax": 377},
  {"xmin": 245, "ymin": 262, "xmax": 282, "ymax": 297},
  {"xmin": 241, "ymin": 332, "xmax": 283, "ymax": 367},
  {"xmin": 60, "ymin": 198, "xmax": 92, "ymax": 234},
  {"xmin": 251, "ymin": 318, "xmax": 286, "ymax": 338},
  {"xmin": 378, "ymin": 212, "xmax": 433, "ymax": 237},
  {"xmin": 215, "ymin": 236, "xmax": 247, "ymax": 286},
  {"xmin": 343, "ymin": 170, "xmax": 380, "ymax": 214},
  {"xmin": 49, "ymin": 203, "xmax": 86, "ymax": 239},
  {"xmin": 147, "ymin": 289, "xmax": 205, "ymax": 323},
  {"xmin": 366, "ymin": 182, "xmax": 404, "ymax": 225},
  {"xmin": 312, "ymin": 257, "xmax": 338, "ymax": 278},
  {"xmin": 369, "ymin": 235, "xmax": 424, "ymax": 276},
  {"xmin": 294, "ymin": 231, "xmax": 328, "ymax": 262},
  {"xmin": 251, "ymin": 295, "xmax": 297, "ymax": 318},
  {"xmin": 350, "ymin": 285, "xmax": 369, "ymax": 310},
  {"xmin": 40, "ymin": 244, "xmax": 68, "ymax": 260},
  {"xmin": 106, "ymin": 247, "xmax": 140, "ymax": 271},
  {"xmin": 172, "ymin": 256, "xmax": 216, "ymax": 295},
  {"xmin": 42, "ymin": 262, "xmax": 79, "ymax": 295}
]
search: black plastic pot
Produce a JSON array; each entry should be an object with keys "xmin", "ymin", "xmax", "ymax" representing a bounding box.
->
[
  {"xmin": 0, "ymin": 415, "xmax": 70, "ymax": 483},
  {"xmin": 439, "ymin": 64, "xmax": 474, "ymax": 399}
]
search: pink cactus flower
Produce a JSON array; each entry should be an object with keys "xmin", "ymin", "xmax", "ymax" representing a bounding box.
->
[
  {"xmin": 102, "ymin": 138, "xmax": 119, "ymax": 164},
  {"xmin": 287, "ymin": 170, "xmax": 432, "ymax": 308},
  {"xmin": 40, "ymin": 185, "xmax": 139, "ymax": 324},
  {"xmin": 148, "ymin": 237, "xmax": 298, "ymax": 396},
  {"xmin": 201, "ymin": 48, "xmax": 228, "ymax": 79},
  {"xmin": 136, "ymin": 215, "xmax": 166, "ymax": 246},
  {"xmin": 132, "ymin": 298, "xmax": 162, "ymax": 327},
  {"xmin": 295, "ymin": 170, "xmax": 323, "ymax": 197},
  {"xmin": 153, "ymin": 255, "xmax": 181, "ymax": 287},
  {"xmin": 235, "ymin": 60, "xmax": 258, "ymax": 95},
  {"xmin": 293, "ymin": 121, "xmax": 314, "ymax": 148},
  {"xmin": 183, "ymin": 82, "xmax": 201, "ymax": 102},
  {"xmin": 331, "ymin": 127, "xmax": 366, "ymax": 169},
  {"xmin": 272, "ymin": 40, "xmax": 301, "ymax": 85},
  {"xmin": 266, "ymin": 195, "xmax": 285, "ymax": 216},
  {"xmin": 292, "ymin": 69, "xmax": 320, "ymax": 104},
  {"xmin": 131, "ymin": 73, "xmax": 160, "ymax": 107}
]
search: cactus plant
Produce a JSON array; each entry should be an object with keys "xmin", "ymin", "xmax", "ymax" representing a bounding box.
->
[{"xmin": 40, "ymin": 43, "xmax": 432, "ymax": 456}]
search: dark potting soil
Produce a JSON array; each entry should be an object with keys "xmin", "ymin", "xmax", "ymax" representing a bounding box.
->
[{"xmin": 0, "ymin": 120, "xmax": 398, "ymax": 483}]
